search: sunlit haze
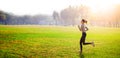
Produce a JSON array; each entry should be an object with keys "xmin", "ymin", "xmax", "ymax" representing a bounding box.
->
[
  {"xmin": 0, "ymin": 0, "xmax": 120, "ymax": 15},
  {"xmin": 82, "ymin": 0, "xmax": 120, "ymax": 13}
]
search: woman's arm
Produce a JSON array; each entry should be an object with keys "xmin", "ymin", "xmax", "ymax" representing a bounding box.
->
[
  {"xmin": 78, "ymin": 25, "xmax": 81, "ymax": 31},
  {"xmin": 85, "ymin": 27, "xmax": 89, "ymax": 31}
]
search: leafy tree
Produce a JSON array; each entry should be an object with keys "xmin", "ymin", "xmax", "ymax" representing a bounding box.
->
[
  {"xmin": 0, "ymin": 11, "xmax": 6, "ymax": 24},
  {"xmin": 52, "ymin": 11, "xmax": 60, "ymax": 25},
  {"xmin": 60, "ymin": 6, "xmax": 80, "ymax": 25}
]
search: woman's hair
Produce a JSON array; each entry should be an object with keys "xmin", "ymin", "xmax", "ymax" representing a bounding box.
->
[{"xmin": 81, "ymin": 19, "xmax": 87, "ymax": 23}]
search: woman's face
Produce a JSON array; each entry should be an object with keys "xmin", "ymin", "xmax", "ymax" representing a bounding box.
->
[{"xmin": 81, "ymin": 21, "xmax": 84, "ymax": 24}]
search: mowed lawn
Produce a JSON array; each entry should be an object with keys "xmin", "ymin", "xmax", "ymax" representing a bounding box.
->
[{"xmin": 0, "ymin": 25, "xmax": 120, "ymax": 58}]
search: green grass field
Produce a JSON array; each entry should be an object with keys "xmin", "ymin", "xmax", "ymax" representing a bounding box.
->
[{"xmin": 0, "ymin": 25, "xmax": 120, "ymax": 58}]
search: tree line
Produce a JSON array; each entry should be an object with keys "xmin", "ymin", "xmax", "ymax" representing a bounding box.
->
[
  {"xmin": 0, "ymin": 5, "xmax": 120, "ymax": 27},
  {"xmin": 0, "ymin": 11, "xmax": 54, "ymax": 25}
]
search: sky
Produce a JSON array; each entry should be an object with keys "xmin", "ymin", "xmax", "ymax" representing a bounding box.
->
[{"xmin": 0, "ymin": 0, "xmax": 120, "ymax": 15}]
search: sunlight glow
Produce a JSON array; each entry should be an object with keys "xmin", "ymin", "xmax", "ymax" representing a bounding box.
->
[{"xmin": 82, "ymin": 0, "xmax": 120, "ymax": 13}]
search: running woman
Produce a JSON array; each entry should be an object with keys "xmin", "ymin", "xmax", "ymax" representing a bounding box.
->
[{"xmin": 78, "ymin": 19, "xmax": 95, "ymax": 54}]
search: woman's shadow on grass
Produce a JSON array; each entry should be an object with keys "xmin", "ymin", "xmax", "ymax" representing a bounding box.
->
[{"xmin": 79, "ymin": 53, "xmax": 85, "ymax": 58}]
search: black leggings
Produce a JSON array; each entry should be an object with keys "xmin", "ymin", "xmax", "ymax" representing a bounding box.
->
[{"xmin": 80, "ymin": 32, "xmax": 92, "ymax": 52}]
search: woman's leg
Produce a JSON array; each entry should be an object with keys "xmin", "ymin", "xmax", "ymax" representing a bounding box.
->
[
  {"xmin": 82, "ymin": 32, "xmax": 92, "ymax": 45},
  {"xmin": 80, "ymin": 32, "xmax": 85, "ymax": 53},
  {"xmin": 80, "ymin": 32, "xmax": 95, "ymax": 53},
  {"xmin": 80, "ymin": 38, "xmax": 83, "ymax": 53}
]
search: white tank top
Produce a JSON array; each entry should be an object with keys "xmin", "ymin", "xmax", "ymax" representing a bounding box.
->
[{"xmin": 78, "ymin": 24, "xmax": 88, "ymax": 32}]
